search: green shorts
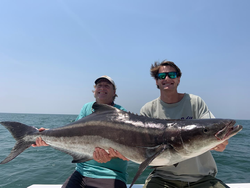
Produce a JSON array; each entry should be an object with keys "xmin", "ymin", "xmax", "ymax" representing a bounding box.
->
[{"xmin": 143, "ymin": 175, "xmax": 230, "ymax": 188}]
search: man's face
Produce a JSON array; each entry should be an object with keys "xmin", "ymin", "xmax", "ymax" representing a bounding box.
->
[
  {"xmin": 156, "ymin": 66, "xmax": 180, "ymax": 91},
  {"xmin": 94, "ymin": 80, "xmax": 116, "ymax": 104}
]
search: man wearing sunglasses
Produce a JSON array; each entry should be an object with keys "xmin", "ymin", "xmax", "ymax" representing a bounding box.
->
[
  {"xmin": 140, "ymin": 60, "xmax": 229, "ymax": 188},
  {"xmin": 32, "ymin": 75, "xmax": 128, "ymax": 188}
]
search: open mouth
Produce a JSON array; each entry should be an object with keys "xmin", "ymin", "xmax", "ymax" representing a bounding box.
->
[{"xmin": 215, "ymin": 121, "xmax": 243, "ymax": 140}]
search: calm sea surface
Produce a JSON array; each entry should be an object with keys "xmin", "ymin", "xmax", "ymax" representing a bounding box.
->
[{"xmin": 0, "ymin": 113, "xmax": 249, "ymax": 188}]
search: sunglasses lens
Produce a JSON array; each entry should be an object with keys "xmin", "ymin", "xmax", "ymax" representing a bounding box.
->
[
  {"xmin": 157, "ymin": 72, "xmax": 177, "ymax": 79},
  {"xmin": 168, "ymin": 72, "xmax": 177, "ymax": 79},
  {"xmin": 157, "ymin": 73, "xmax": 166, "ymax": 79}
]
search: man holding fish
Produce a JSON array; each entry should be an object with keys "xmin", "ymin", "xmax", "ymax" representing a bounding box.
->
[
  {"xmin": 32, "ymin": 75, "xmax": 129, "ymax": 188},
  {"xmin": 32, "ymin": 61, "xmax": 231, "ymax": 188},
  {"xmin": 140, "ymin": 60, "xmax": 229, "ymax": 188}
]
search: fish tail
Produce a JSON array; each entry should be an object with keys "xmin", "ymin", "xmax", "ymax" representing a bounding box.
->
[{"xmin": 0, "ymin": 121, "xmax": 38, "ymax": 164}]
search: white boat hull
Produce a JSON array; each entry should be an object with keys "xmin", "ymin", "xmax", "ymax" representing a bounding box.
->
[{"xmin": 28, "ymin": 183, "xmax": 250, "ymax": 188}]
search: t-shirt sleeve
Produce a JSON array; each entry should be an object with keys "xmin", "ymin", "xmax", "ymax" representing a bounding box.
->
[
  {"xmin": 200, "ymin": 110, "xmax": 215, "ymax": 119},
  {"xmin": 140, "ymin": 103, "xmax": 152, "ymax": 118},
  {"xmin": 75, "ymin": 102, "xmax": 94, "ymax": 121},
  {"xmin": 75, "ymin": 106, "xmax": 86, "ymax": 121},
  {"xmin": 195, "ymin": 96, "xmax": 215, "ymax": 119}
]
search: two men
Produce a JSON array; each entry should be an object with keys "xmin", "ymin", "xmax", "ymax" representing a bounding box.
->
[{"xmin": 34, "ymin": 61, "xmax": 230, "ymax": 188}]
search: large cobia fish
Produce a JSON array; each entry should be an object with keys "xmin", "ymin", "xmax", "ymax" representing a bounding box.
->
[{"xmin": 0, "ymin": 103, "xmax": 243, "ymax": 188}]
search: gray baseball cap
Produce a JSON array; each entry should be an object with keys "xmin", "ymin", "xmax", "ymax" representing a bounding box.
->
[{"xmin": 95, "ymin": 75, "xmax": 116, "ymax": 90}]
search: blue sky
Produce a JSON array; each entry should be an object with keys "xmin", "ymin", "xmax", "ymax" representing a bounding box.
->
[{"xmin": 0, "ymin": 0, "xmax": 249, "ymax": 120}]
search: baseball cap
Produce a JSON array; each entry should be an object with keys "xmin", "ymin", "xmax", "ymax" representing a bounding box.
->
[{"xmin": 95, "ymin": 75, "xmax": 116, "ymax": 90}]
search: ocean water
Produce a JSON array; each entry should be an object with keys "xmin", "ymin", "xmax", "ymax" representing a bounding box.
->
[{"xmin": 0, "ymin": 113, "xmax": 249, "ymax": 188}]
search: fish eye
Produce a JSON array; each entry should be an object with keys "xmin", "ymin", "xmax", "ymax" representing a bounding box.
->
[{"xmin": 203, "ymin": 128, "xmax": 208, "ymax": 133}]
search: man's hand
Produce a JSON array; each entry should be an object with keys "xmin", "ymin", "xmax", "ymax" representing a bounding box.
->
[
  {"xmin": 93, "ymin": 147, "xmax": 112, "ymax": 163},
  {"xmin": 108, "ymin": 148, "xmax": 129, "ymax": 161},
  {"xmin": 211, "ymin": 140, "xmax": 228, "ymax": 152},
  {"xmin": 31, "ymin": 128, "xmax": 49, "ymax": 147},
  {"xmin": 93, "ymin": 147, "xmax": 129, "ymax": 163}
]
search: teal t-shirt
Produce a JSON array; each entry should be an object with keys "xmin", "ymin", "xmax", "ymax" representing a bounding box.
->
[{"xmin": 75, "ymin": 102, "xmax": 128, "ymax": 183}]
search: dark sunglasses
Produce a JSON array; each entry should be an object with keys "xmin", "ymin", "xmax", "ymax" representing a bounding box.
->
[{"xmin": 157, "ymin": 72, "xmax": 178, "ymax": 79}]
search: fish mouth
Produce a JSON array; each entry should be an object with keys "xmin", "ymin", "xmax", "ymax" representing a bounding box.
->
[{"xmin": 215, "ymin": 120, "xmax": 243, "ymax": 140}]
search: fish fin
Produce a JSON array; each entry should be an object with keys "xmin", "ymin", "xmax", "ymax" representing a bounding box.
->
[
  {"xmin": 0, "ymin": 121, "xmax": 38, "ymax": 164},
  {"xmin": 72, "ymin": 156, "xmax": 92, "ymax": 163},
  {"xmin": 92, "ymin": 102, "xmax": 118, "ymax": 112},
  {"xmin": 1, "ymin": 141, "xmax": 32, "ymax": 164},
  {"xmin": 70, "ymin": 151, "xmax": 92, "ymax": 163},
  {"xmin": 129, "ymin": 144, "xmax": 169, "ymax": 188}
]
